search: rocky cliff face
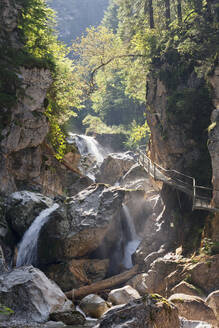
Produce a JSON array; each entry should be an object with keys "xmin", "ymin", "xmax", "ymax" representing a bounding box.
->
[
  {"xmin": 145, "ymin": 64, "xmax": 215, "ymax": 252},
  {"xmin": 208, "ymin": 66, "xmax": 219, "ymax": 244},
  {"xmin": 0, "ymin": 0, "xmax": 83, "ymax": 197},
  {"xmin": 0, "ymin": 67, "xmax": 52, "ymax": 194},
  {"xmin": 0, "ymin": 0, "xmax": 51, "ymax": 195}
]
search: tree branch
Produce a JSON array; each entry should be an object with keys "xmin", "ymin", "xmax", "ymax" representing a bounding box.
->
[{"xmin": 89, "ymin": 54, "xmax": 145, "ymax": 94}]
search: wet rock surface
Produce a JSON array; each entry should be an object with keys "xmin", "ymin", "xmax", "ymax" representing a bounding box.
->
[{"xmin": 0, "ymin": 266, "xmax": 73, "ymax": 323}]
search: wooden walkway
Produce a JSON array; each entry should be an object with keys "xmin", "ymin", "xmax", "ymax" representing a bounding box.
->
[{"xmin": 137, "ymin": 148, "xmax": 219, "ymax": 212}]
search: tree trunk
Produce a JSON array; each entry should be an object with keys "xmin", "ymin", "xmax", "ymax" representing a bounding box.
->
[
  {"xmin": 65, "ymin": 265, "xmax": 139, "ymax": 300},
  {"xmin": 146, "ymin": 0, "xmax": 155, "ymax": 29},
  {"xmin": 194, "ymin": 0, "xmax": 203, "ymax": 14},
  {"xmin": 165, "ymin": 0, "xmax": 171, "ymax": 29},
  {"xmin": 177, "ymin": 0, "xmax": 182, "ymax": 24},
  {"xmin": 206, "ymin": 0, "xmax": 212, "ymax": 20}
]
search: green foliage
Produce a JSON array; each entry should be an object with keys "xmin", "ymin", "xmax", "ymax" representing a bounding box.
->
[
  {"xmin": 200, "ymin": 238, "xmax": 219, "ymax": 256},
  {"xmin": 125, "ymin": 120, "xmax": 151, "ymax": 149},
  {"xmin": 102, "ymin": 0, "xmax": 119, "ymax": 33},
  {"xmin": 0, "ymin": 304, "xmax": 14, "ymax": 316},
  {"xmin": 82, "ymin": 115, "xmax": 127, "ymax": 136}
]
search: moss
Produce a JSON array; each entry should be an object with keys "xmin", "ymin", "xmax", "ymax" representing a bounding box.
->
[{"xmin": 150, "ymin": 294, "xmax": 171, "ymax": 307}]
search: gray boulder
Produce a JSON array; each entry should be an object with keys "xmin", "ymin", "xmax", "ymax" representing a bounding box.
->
[{"xmin": 0, "ymin": 266, "xmax": 73, "ymax": 323}]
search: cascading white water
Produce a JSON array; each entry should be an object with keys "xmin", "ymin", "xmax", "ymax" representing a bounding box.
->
[
  {"xmin": 68, "ymin": 133, "xmax": 106, "ymax": 164},
  {"xmin": 122, "ymin": 204, "xmax": 141, "ymax": 269},
  {"xmin": 16, "ymin": 203, "xmax": 59, "ymax": 267}
]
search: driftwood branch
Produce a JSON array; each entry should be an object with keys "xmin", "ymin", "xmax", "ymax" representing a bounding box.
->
[{"xmin": 65, "ymin": 265, "xmax": 139, "ymax": 300}]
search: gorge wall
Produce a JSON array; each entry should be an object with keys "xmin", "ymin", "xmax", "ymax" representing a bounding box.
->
[{"xmin": 146, "ymin": 59, "xmax": 219, "ymax": 252}]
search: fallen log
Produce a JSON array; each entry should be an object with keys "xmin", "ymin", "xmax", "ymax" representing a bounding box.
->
[{"xmin": 65, "ymin": 265, "xmax": 139, "ymax": 300}]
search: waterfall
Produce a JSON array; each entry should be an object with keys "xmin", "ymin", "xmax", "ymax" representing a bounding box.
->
[
  {"xmin": 67, "ymin": 133, "xmax": 106, "ymax": 164},
  {"xmin": 16, "ymin": 203, "xmax": 59, "ymax": 267},
  {"xmin": 122, "ymin": 204, "xmax": 141, "ymax": 269}
]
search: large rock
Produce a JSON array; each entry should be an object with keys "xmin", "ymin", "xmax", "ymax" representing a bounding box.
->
[
  {"xmin": 187, "ymin": 255, "xmax": 219, "ymax": 294},
  {"xmin": 96, "ymin": 152, "xmax": 135, "ymax": 185},
  {"xmin": 120, "ymin": 163, "xmax": 153, "ymax": 191},
  {"xmin": 206, "ymin": 290, "xmax": 219, "ymax": 323},
  {"xmin": 38, "ymin": 184, "xmax": 126, "ymax": 266},
  {"xmin": 0, "ymin": 266, "xmax": 73, "ymax": 323},
  {"xmin": 5, "ymin": 191, "xmax": 54, "ymax": 238},
  {"xmin": 135, "ymin": 254, "xmax": 184, "ymax": 296},
  {"xmin": 127, "ymin": 273, "xmax": 149, "ymax": 296},
  {"xmin": 168, "ymin": 294, "xmax": 216, "ymax": 325},
  {"xmin": 94, "ymin": 294, "xmax": 180, "ymax": 328},
  {"xmin": 79, "ymin": 294, "xmax": 109, "ymax": 319},
  {"xmin": 170, "ymin": 281, "xmax": 204, "ymax": 298},
  {"xmin": 108, "ymin": 285, "xmax": 141, "ymax": 305},
  {"xmin": 44, "ymin": 258, "xmax": 109, "ymax": 292}
]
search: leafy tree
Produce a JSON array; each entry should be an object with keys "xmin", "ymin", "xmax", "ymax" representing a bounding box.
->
[{"xmin": 102, "ymin": 0, "xmax": 119, "ymax": 33}]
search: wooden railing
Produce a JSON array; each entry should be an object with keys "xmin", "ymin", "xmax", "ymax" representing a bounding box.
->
[{"xmin": 137, "ymin": 148, "xmax": 218, "ymax": 212}]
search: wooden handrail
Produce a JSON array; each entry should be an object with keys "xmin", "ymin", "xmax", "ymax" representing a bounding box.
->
[{"xmin": 137, "ymin": 148, "xmax": 219, "ymax": 213}]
